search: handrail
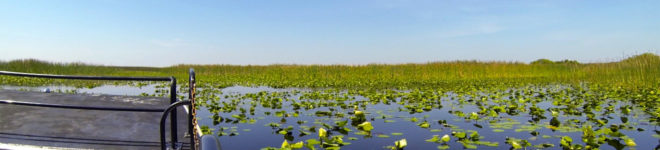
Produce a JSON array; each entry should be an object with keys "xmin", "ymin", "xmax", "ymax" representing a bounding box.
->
[
  {"xmin": 0, "ymin": 71, "xmax": 171, "ymax": 81},
  {"xmin": 0, "ymin": 70, "xmax": 182, "ymax": 149},
  {"xmin": 168, "ymin": 76, "xmax": 178, "ymax": 149},
  {"xmin": 160, "ymin": 100, "xmax": 192, "ymax": 150},
  {"xmin": 0, "ymin": 100, "xmax": 165, "ymax": 112}
]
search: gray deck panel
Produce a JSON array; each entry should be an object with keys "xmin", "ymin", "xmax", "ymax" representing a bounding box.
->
[{"xmin": 0, "ymin": 90, "xmax": 191, "ymax": 150}]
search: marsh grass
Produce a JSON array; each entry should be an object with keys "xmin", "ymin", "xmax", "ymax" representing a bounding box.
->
[{"xmin": 1, "ymin": 53, "xmax": 658, "ymax": 89}]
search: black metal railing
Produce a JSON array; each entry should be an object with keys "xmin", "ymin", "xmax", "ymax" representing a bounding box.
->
[
  {"xmin": 0, "ymin": 70, "xmax": 196, "ymax": 150},
  {"xmin": 0, "ymin": 100, "xmax": 165, "ymax": 112},
  {"xmin": 160, "ymin": 100, "xmax": 192, "ymax": 150}
]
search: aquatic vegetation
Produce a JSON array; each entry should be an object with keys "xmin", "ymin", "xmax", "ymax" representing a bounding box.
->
[
  {"xmin": 386, "ymin": 139, "xmax": 406, "ymax": 150},
  {"xmin": 321, "ymin": 135, "xmax": 350, "ymax": 149},
  {"xmin": 390, "ymin": 132, "xmax": 403, "ymax": 136},
  {"xmin": 281, "ymin": 140, "xmax": 304, "ymax": 149},
  {"xmin": 425, "ymin": 135, "xmax": 440, "ymax": 143},
  {"xmin": 194, "ymin": 83, "xmax": 660, "ymax": 149},
  {"xmin": 200, "ymin": 126, "xmax": 214, "ymax": 135},
  {"xmin": 506, "ymin": 137, "xmax": 531, "ymax": 149},
  {"xmin": 560, "ymin": 136, "xmax": 582, "ymax": 150},
  {"xmin": 440, "ymin": 134, "xmax": 450, "ymax": 143},
  {"xmin": 417, "ymin": 121, "xmax": 430, "ymax": 128},
  {"xmin": 356, "ymin": 122, "xmax": 373, "ymax": 132},
  {"xmin": 376, "ymin": 134, "xmax": 390, "ymax": 138},
  {"xmin": 451, "ymin": 131, "xmax": 466, "ymax": 139},
  {"xmin": 260, "ymin": 140, "xmax": 305, "ymax": 150}
]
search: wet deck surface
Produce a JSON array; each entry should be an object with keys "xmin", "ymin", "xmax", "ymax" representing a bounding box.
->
[{"xmin": 0, "ymin": 90, "xmax": 191, "ymax": 150}]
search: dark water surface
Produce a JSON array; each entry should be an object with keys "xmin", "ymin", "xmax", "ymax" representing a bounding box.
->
[{"xmin": 196, "ymin": 86, "xmax": 660, "ymax": 150}]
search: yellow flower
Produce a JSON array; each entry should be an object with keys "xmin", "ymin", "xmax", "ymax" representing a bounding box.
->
[
  {"xmin": 281, "ymin": 140, "xmax": 289, "ymax": 148},
  {"xmin": 395, "ymin": 139, "xmax": 407, "ymax": 149},
  {"xmin": 318, "ymin": 127, "xmax": 327, "ymax": 138}
]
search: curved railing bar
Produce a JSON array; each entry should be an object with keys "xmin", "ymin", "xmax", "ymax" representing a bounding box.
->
[{"xmin": 160, "ymin": 100, "xmax": 192, "ymax": 150}]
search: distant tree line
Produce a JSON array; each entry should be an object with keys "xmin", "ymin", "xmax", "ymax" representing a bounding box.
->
[{"xmin": 530, "ymin": 59, "xmax": 579, "ymax": 65}]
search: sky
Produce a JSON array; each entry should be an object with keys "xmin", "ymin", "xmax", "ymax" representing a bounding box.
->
[{"xmin": 1, "ymin": 0, "xmax": 659, "ymax": 67}]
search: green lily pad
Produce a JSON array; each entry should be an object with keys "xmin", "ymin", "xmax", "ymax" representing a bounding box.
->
[{"xmin": 377, "ymin": 134, "xmax": 390, "ymax": 138}]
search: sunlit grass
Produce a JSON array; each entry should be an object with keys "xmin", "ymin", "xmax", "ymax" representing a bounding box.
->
[{"xmin": 1, "ymin": 53, "xmax": 658, "ymax": 89}]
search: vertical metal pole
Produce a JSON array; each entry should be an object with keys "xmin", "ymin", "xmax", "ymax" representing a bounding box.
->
[
  {"xmin": 189, "ymin": 68, "xmax": 196, "ymax": 150},
  {"xmin": 170, "ymin": 77, "xmax": 178, "ymax": 149}
]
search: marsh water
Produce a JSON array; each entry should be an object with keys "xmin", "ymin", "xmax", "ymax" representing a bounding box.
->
[
  {"xmin": 196, "ymin": 86, "xmax": 660, "ymax": 150},
  {"xmin": 2, "ymin": 85, "xmax": 659, "ymax": 150}
]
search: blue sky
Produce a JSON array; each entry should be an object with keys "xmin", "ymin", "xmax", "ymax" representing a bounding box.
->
[{"xmin": 1, "ymin": 0, "xmax": 658, "ymax": 67}]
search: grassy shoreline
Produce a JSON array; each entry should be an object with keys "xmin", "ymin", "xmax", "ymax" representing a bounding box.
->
[{"xmin": 1, "ymin": 53, "xmax": 658, "ymax": 89}]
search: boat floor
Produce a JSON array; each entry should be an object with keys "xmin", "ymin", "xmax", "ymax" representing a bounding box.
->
[{"xmin": 0, "ymin": 90, "xmax": 192, "ymax": 150}]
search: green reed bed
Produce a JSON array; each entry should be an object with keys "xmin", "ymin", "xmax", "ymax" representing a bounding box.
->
[{"xmin": 2, "ymin": 53, "xmax": 658, "ymax": 89}]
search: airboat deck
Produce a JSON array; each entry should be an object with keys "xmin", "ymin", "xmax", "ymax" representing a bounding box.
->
[{"xmin": 0, "ymin": 90, "xmax": 192, "ymax": 150}]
